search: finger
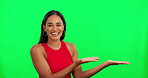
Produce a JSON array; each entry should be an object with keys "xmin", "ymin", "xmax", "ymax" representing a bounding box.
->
[
  {"xmin": 81, "ymin": 59, "xmax": 98, "ymax": 62},
  {"xmin": 87, "ymin": 59, "xmax": 98, "ymax": 62},
  {"xmin": 88, "ymin": 58, "xmax": 99, "ymax": 61},
  {"xmin": 92, "ymin": 57, "xmax": 100, "ymax": 60},
  {"xmin": 81, "ymin": 57, "xmax": 99, "ymax": 63},
  {"xmin": 84, "ymin": 60, "xmax": 98, "ymax": 63},
  {"xmin": 84, "ymin": 57, "xmax": 100, "ymax": 61},
  {"xmin": 89, "ymin": 57, "xmax": 100, "ymax": 59},
  {"xmin": 121, "ymin": 62, "xmax": 130, "ymax": 64},
  {"xmin": 116, "ymin": 61, "xmax": 130, "ymax": 64}
]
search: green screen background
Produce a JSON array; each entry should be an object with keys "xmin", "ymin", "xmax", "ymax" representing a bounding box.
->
[{"xmin": 0, "ymin": 0, "xmax": 148, "ymax": 78}]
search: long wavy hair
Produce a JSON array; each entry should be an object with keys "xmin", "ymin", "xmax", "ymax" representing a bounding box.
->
[{"xmin": 38, "ymin": 10, "xmax": 66, "ymax": 44}]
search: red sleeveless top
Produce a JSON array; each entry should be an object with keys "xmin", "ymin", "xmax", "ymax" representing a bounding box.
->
[{"xmin": 40, "ymin": 41, "xmax": 73, "ymax": 78}]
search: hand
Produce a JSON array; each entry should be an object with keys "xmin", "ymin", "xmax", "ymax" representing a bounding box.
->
[
  {"xmin": 75, "ymin": 57, "xmax": 100, "ymax": 65},
  {"xmin": 106, "ymin": 60, "xmax": 130, "ymax": 66}
]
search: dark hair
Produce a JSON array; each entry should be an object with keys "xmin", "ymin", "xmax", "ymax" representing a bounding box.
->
[{"xmin": 38, "ymin": 10, "xmax": 66, "ymax": 44}]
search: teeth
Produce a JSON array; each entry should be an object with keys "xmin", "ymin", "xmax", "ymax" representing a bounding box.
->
[{"xmin": 51, "ymin": 33, "xmax": 58, "ymax": 35}]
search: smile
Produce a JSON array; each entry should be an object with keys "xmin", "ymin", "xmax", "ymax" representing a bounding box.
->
[{"xmin": 51, "ymin": 32, "xmax": 59, "ymax": 36}]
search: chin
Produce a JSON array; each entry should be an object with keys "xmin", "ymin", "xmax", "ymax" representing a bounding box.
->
[
  {"xmin": 49, "ymin": 37, "xmax": 61, "ymax": 41},
  {"xmin": 52, "ymin": 38, "xmax": 60, "ymax": 41},
  {"xmin": 48, "ymin": 34, "xmax": 62, "ymax": 41}
]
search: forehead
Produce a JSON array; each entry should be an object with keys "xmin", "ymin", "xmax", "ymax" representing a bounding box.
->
[{"xmin": 46, "ymin": 14, "xmax": 62, "ymax": 22}]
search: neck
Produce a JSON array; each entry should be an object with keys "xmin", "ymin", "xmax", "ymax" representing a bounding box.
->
[{"xmin": 46, "ymin": 38, "xmax": 61, "ymax": 49}]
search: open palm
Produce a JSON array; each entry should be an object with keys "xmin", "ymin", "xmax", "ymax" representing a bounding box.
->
[
  {"xmin": 78, "ymin": 57, "xmax": 100, "ymax": 64},
  {"xmin": 107, "ymin": 60, "xmax": 130, "ymax": 65}
]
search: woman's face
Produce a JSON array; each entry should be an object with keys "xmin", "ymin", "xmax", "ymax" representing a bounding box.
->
[{"xmin": 43, "ymin": 14, "xmax": 64, "ymax": 41}]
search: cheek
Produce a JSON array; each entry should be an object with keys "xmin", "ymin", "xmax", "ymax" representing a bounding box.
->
[
  {"xmin": 60, "ymin": 26, "xmax": 64, "ymax": 31},
  {"xmin": 46, "ymin": 27, "xmax": 52, "ymax": 31}
]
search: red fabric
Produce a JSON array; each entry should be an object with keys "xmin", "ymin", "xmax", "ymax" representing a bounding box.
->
[{"xmin": 40, "ymin": 41, "xmax": 73, "ymax": 78}]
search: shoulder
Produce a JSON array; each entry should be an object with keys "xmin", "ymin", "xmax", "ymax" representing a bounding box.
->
[
  {"xmin": 30, "ymin": 44, "xmax": 44, "ymax": 51},
  {"xmin": 30, "ymin": 44, "xmax": 44, "ymax": 56},
  {"xmin": 64, "ymin": 42, "xmax": 76, "ymax": 49},
  {"xmin": 64, "ymin": 42, "xmax": 77, "ymax": 57},
  {"xmin": 64, "ymin": 41, "xmax": 77, "ymax": 55}
]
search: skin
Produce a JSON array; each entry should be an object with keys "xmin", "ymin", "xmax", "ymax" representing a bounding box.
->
[{"xmin": 30, "ymin": 14, "xmax": 130, "ymax": 78}]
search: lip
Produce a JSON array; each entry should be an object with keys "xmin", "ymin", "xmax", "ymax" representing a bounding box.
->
[{"xmin": 50, "ymin": 32, "xmax": 59, "ymax": 37}]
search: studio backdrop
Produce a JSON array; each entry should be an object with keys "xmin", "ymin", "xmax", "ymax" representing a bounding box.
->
[{"xmin": 0, "ymin": 0, "xmax": 148, "ymax": 78}]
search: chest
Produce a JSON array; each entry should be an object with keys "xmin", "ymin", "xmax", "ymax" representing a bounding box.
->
[{"xmin": 46, "ymin": 50, "xmax": 73, "ymax": 73}]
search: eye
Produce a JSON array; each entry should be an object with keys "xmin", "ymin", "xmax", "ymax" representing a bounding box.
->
[
  {"xmin": 57, "ymin": 25, "xmax": 61, "ymax": 26},
  {"xmin": 48, "ymin": 25, "xmax": 52, "ymax": 26}
]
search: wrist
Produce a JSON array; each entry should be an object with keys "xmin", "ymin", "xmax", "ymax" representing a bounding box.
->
[
  {"xmin": 104, "ymin": 61, "xmax": 110, "ymax": 67},
  {"xmin": 74, "ymin": 59, "xmax": 82, "ymax": 66}
]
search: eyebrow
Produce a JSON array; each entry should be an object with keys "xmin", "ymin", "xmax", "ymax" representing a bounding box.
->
[
  {"xmin": 47, "ymin": 22, "xmax": 52, "ymax": 24},
  {"xmin": 47, "ymin": 22, "xmax": 62, "ymax": 24},
  {"xmin": 56, "ymin": 22, "xmax": 61, "ymax": 24}
]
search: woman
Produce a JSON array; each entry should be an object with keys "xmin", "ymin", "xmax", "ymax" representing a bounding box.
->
[{"xmin": 30, "ymin": 10, "xmax": 130, "ymax": 78}]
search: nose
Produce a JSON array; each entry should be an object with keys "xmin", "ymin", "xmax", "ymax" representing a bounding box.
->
[{"xmin": 52, "ymin": 25, "xmax": 57, "ymax": 31}]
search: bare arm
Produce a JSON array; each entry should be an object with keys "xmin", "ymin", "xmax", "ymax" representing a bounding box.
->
[
  {"xmin": 30, "ymin": 44, "xmax": 98, "ymax": 78},
  {"xmin": 78, "ymin": 60, "xmax": 130, "ymax": 78},
  {"xmin": 71, "ymin": 44, "xmax": 130, "ymax": 78},
  {"xmin": 30, "ymin": 44, "xmax": 81, "ymax": 78}
]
